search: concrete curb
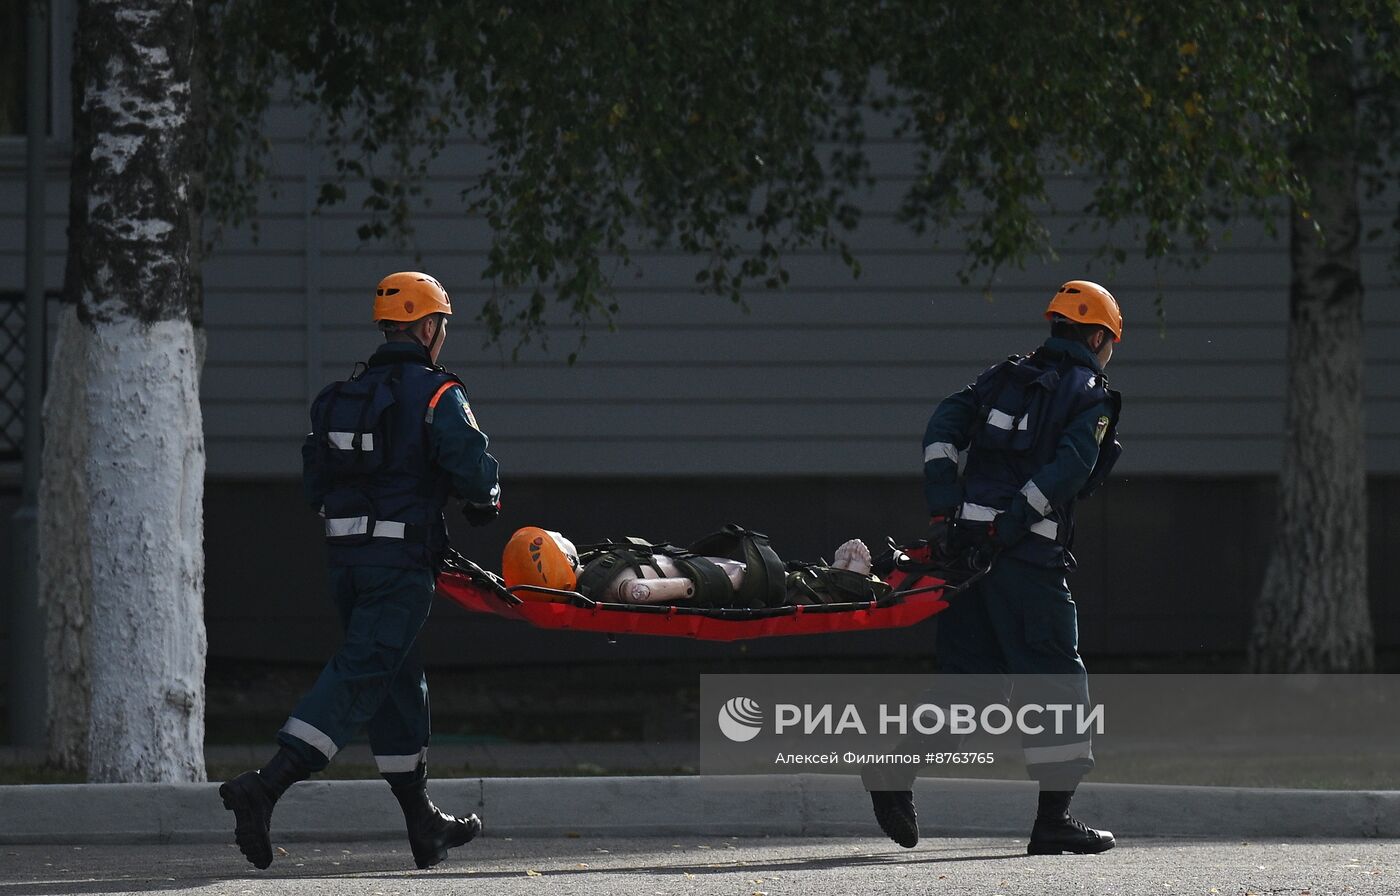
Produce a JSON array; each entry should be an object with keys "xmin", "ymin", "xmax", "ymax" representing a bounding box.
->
[{"xmin": 1, "ymin": 776, "xmax": 1397, "ymax": 844}]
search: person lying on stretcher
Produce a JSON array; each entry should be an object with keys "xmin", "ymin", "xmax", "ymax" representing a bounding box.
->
[{"xmin": 500, "ymin": 524, "xmax": 889, "ymax": 609}]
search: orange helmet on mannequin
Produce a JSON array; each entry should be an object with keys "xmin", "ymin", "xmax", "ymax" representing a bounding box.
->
[
  {"xmin": 373, "ymin": 272, "xmax": 453, "ymax": 324},
  {"xmin": 1045, "ymin": 280, "xmax": 1122, "ymax": 342},
  {"xmin": 502, "ymin": 527, "xmax": 580, "ymax": 595}
]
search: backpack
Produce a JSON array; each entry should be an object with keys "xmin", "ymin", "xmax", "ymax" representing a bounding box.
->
[{"xmin": 306, "ymin": 364, "xmax": 401, "ymax": 545}]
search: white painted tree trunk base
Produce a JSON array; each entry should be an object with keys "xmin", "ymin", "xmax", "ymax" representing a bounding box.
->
[{"xmin": 40, "ymin": 307, "xmax": 208, "ymax": 782}]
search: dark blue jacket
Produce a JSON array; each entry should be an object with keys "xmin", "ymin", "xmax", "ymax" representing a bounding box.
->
[
  {"xmin": 302, "ymin": 342, "xmax": 500, "ymax": 569},
  {"xmin": 921, "ymin": 337, "xmax": 1121, "ymax": 568}
]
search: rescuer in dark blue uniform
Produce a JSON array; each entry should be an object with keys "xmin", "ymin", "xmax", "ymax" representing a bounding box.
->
[
  {"xmin": 221, "ymin": 272, "xmax": 502, "ymax": 871},
  {"xmin": 868, "ymin": 281, "xmax": 1124, "ymax": 856}
]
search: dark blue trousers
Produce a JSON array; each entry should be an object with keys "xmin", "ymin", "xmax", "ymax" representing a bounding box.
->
[
  {"xmin": 278, "ymin": 565, "xmax": 434, "ymax": 777},
  {"xmin": 864, "ymin": 557, "xmax": 1094, "ymax": 792},
  {"xmin": 935, "ymin": 557, "xmax": 1094, "ymax": 788}
]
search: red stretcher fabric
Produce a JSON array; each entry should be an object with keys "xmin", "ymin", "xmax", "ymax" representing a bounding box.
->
[{"xmin": 435, "ymin": 568, "xmax": 951, "ymax": 642}]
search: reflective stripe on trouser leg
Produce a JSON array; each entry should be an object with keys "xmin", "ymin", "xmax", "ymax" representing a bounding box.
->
[
  {"xmin": 368, "ymin": 638, "xmax": 432, "ymax": 775},
  {"xmin": 285, "ymin": 566, "xmax": 435, "ymax": 771},
  {"xmin": 1024, "ymin": 735, "xmax": 1095, "ymax": 791},
  {"xmin": 963, "ymin": 559, "xmax": 1094, "ymax": 789},
  {"xmin": 279, "ymin": 716, "xmax": 340, "ymax": 763},
  {"xmin": 375, "ymin": 747, "xmax": 428, "ymax": 774},
  {"xmin": 861, "ymin": 669, "xmax": 1007, "ymax": 792},
  {"xmin": 1023, "ymin": 741, "xmax": 1094, "ymax": 765}
]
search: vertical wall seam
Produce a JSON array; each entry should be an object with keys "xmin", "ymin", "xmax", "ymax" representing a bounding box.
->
[{"xmin": 304, "ymin": 135, "xmax": 321, "ymax": 407}]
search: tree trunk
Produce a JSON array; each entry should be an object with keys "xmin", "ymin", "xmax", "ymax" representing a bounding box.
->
[
  {"xmin": 1248, "ymin": 27, "xmax": 1373, "ymax": 672},
  {"xmin": 39, "ymin": 0, "xmax": 207, "ymax": 781},
  {"xmin": 38, "ymin": 308, "xmax": 93, "ymax": 771}
]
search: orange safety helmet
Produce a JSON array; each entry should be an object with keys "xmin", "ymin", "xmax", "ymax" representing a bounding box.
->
[
  {"xmin": 1044, "ymin": 280, "xmax": 1122, "ymax": 342},
  {"xmin": 373, "ymin": 271, "xmax": 453, "ymax": 324},
  {"xmin": 502, "ymin": 527, "xmax": 580, "ymax": 594}
]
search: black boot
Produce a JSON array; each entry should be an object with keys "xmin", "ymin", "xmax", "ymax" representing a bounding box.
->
[
  {"xmin": 392, "ymin": 777, "xmax": 482, "ymax": 869},
  {"xmin": 1027, "ymin": 790, "xmax": 1115, "ymax": 855},
  {"xmin": 869, "ymin": 790, "xmax": 919, "ymax": 848},
  {"xmin": 219, "ymin": 747, "xmax": 311, "ymax": 869}
]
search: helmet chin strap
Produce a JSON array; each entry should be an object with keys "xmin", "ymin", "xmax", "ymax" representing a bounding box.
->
[
  {"xmin": 423, "ymin": 318, "xmax": 443, "ymax": 358},
  {"xmin": 399, "ymin": 316, "xmax": 442, "ymax": 360}
]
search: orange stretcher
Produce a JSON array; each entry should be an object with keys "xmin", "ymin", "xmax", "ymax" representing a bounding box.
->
[{"xmin": 435, "ymin": 546, "xmax": 973, "ymax": 642}]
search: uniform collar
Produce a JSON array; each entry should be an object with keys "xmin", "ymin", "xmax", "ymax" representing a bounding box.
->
[
  {"xmin": 1041, "ymin": 337, "xmax": 1105, "ymax": 375},
  {"xmin": 368, "ymin": 341, "xmax": 434, "ymax": 366}
]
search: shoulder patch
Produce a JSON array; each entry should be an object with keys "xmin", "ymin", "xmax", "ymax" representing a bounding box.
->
[
  {"xmin": 1094, "ymin": 415, "xmax": 1110, "ymax": 445},
  {"xmin": 458, "ymin": 390, "xmax": 479, "ymax": 429}
]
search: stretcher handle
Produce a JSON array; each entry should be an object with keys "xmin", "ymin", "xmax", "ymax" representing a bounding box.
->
[
  {"xmin": 885, "ymin": 550, "xmax": 996, "ymax": 599},
  {"xmin": 507, "ymin": 584, "xmax": 599, "ymax": 608}
]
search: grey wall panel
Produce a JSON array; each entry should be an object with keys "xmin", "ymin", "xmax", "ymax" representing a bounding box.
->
[
  {"xmin": 0, "ymin": 178, "xmax": 71, "ymax": 222},
  {"xmin": 260, "ymin": 208, "xmax": 1319, "ymax": 255},
  {"xmin": 0, "ymin": 254, "xmax": 66, "ymax": 290},
  {"xmin": 295, "ymin": 321, "xmax": 1304, "ymax": 365},
  {"xmin": 206, "ymin": 396, "xmax": 1300, "ymax": 442},
  {"xmin": 304, "ymin": 289, "xmax": 1301, "ymax": 328},
  {"xmin": 475, "ymin": 434, "xmax": 1400, "ymax": 478},
  {"xmin": 9, "ymin": 104, "xmax": 1400, "ymax": 479},
  {"xmin": 195, "ymin": 431, "xmax": 1400, "ymax": 479},
  {"xmin": 203, "ymin": 245, "xmax": 1309, "ymax": 292},
  {"xmin": 206, "ymin": 442, "xmax": 301, "ymax": 478}
]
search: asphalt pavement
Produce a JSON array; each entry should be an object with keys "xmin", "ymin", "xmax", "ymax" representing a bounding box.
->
[
  {"xmin": 5, "ymin": 775, "xmax": 1400, "ymax": 844},
  {"xmin": 3, "ymin": 836, "xmax": 1397, "ymax": 896}
]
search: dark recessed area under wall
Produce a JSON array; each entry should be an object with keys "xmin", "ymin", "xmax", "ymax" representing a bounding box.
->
[
  {"xmin": 2, "ymin": 473, "xmax": 1399, "ymax": 747},
  {"xmin": 3, "ymin": 475, "xmax": 1400, "ymax": 664},
  {"xmin": 3, "ymin": 474, "xmax": 1399, "ymax": 738},
  {"xmin": 9, "ymin": 650, "xmax": 1400, "ymax": 749},
  {"xmin": 197, "ymin": 475, "xmax": 1400, "ymax": 667}
]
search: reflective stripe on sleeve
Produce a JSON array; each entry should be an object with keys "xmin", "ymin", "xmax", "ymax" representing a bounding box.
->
[
  {"xmin": 957, "ymin": 503, "xmax": 1000, "ymax": 522},
  {"xmin": 960, "ymin": 503, "xmax": 1057, "ymax": 540},
  {"xmin": 1021, "ymin": 479, "xmax": 1053, "ymax": 517},
  {"xmin": 328, "ymin": 432, "xmax": 374, "ymax": 451},
  {"xmin": 280, "ymin": 717, "xmax": 339, "ymax": 761},
  {"xmin": 986, "ymin": 409, "xmax": 1029, "ymax": 431},
  {"xmin": 923, "ymin": 441, "xmax": 959, "ymax": 465}
]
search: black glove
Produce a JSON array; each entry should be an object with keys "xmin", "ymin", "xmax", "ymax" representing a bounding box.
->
[
  {"xmin": 461, "ymin": 499, "xmax": 500, "ymax": 527},
  {"xmin": 926, "ymin": 513, "xmax": 953, "ymax": 559},
  {"xmin": 992, "ymin": 494, "xmax": 1032, "ymax": 549}
]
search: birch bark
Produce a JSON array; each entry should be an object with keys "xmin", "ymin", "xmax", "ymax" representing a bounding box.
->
[{"xmin": 39, "ymin": 0, "xmax": 207, "ymax": 781}]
